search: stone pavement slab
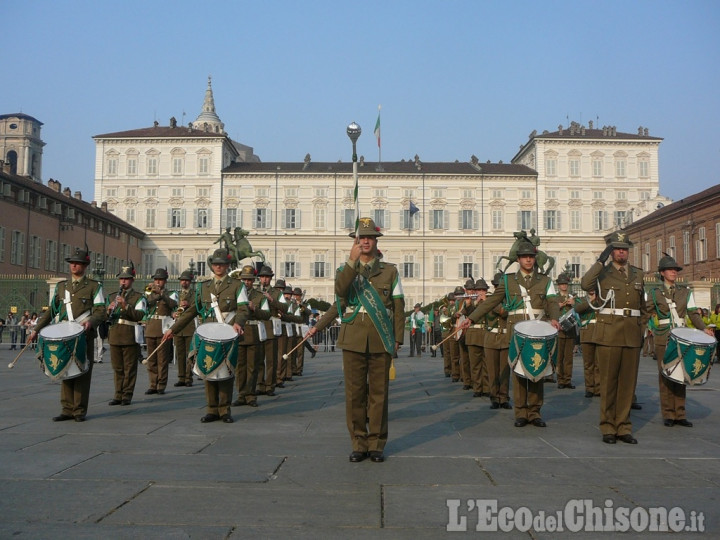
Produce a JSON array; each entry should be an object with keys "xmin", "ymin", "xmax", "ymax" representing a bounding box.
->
[{"xmin": 0, "ymin": 345, "xmax": 718, "ymax": 537}]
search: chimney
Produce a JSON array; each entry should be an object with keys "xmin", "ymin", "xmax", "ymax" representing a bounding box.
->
[
  {"xmin": 63, "ymin": 187, "xmax": 71, "ymax": 197},
  {"xmin": 91, "ymin": 201, "xmax": 97, "ymax": 207},
  {"xmin": 1, "ymin": 160, "xmax": 10, "ymax": 174},
  {"xmin": 74, "ymin": 191, "xmax": 82, "ymax": 200},
  {"xmin": 101, "ymin": 201, "xmax": 108, "ymax": 212}
]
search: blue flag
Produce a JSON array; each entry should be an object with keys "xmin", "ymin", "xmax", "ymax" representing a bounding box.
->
[{"xmin": 409, "ymin": 201, "xmax": 420, "ymax": 216}]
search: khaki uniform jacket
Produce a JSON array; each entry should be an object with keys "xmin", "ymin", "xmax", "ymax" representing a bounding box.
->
[
  {"xmin": 107, "ymin": 288, "xmax": 146, "ymax": 346},
  {"xmin": 171, "ymin": 276, "xmax": 249, "ymax": 333},
  {"xmin": 174, "ymin": 288, "xmax": 197, "ymax": 338},
  {"xmin": 468, "ymin": 270, "xmax": 560, "ymax": 331},
  {"xmin": 256, "ymin": 285, "xmax": 288, "ymax": 339},
  {"xmin": 335, "ymin": 258, "xmax": 405, "ymax": 354},
  {"xmin": 145, "ymin": 289, "xmax": 178, "ymax": 338},
  {"xmin": 644, "ymin": 284, "xmax": 705, "ymax": 348},
  {"xmin": 243, "ymin": 288, "xmax": 272, "ymax": 345},
  {"xmin": 580, "ymin": 261, "xmax": 646, "ymax": 347},
  {"xmin": 36, "ymin": 277, "xmax": 106, "ymax": 339},
  {"xmin": 557, "ymin": 293, "xmax": 577, "ymax": 339},
  {"xmin": 483, "ymin": 305, "xmax": 509, "ymax": 350},
  {"xmin": 462, "ymin": 300, "xmax": 485, "ymax": 347},
  {"xmin": 574, "ymin": 296, "xmax": 597, "ymax": 345}
]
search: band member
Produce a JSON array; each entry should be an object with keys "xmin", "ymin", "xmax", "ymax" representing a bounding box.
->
[
  {"xmin": 483, "ymin": 273, "xmax": 511, "ymax": 409},
  {"xmin": 574, "ymin": 290, "xmax": 600, "ymax": 398},
  {"xmin": 173, "ymin": 269, "xmax": 196, "ymax": 387},
  {"xmin": 644, "ymin": 254, "xmax": 714, "ymax": 427},
  {"xmin": 164, "ymin": 248, "xmax": 249, "ymax": 423},
  {"xmin": 462, "ymin": 241, "xmax": 560, "ymax": 427},
  {"xmin": 448, "ymin": 286, "xmax": 465, "ymax": 382},
  {"xmin": 581, "ymin": 232, "xmax": 647, "ymax": 444},
  {"xmin": 409, "ymin": 303, "xmax": 425, "ymax": 357},
  {"xmin": 457, "ymin": 280, "xmax": 475, "ymax": 390},
  {"xmin": 233, "ymin": 265, "xmax": 271, "ymax": 407},
  {"xmin": 556, "ymin": 273, "xmax": 577, "ymax": 389},
  {"xmin": 464, "ymin": 279, "xmax": 490, "ymax": 398},
  {"xmin": 106, "ymin": 263, "xmax": 146, "ymax": 406},
  {"xmin": 29, "ymin": 246, "xmax": 106, "ymax": 421},
  {"xmin": 255, "ymin": 266, "xmax": 287, "ymax": 396},
  {"xmin": 144, "ymin": 268, "xmax": 178, "ymax": 395},
  {"xmin": 292, "ymin": 287, "xmax": 313, "ymax": 375},
  {"xmin": 333, "ymin": 217, "xmax": 405, "ymax": 463},
  {"xmin": 277, "ymin": 284, "xmax": 302, "ymax": 383}
]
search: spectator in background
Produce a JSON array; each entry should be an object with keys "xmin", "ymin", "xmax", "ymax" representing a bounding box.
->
[
  {"xmin": 19, "ymin": 310, "xmax": 30, "ymax": 346},
  {"xmin": 7, "ymin": 312, "xmax": 18, "ymax": 350}
]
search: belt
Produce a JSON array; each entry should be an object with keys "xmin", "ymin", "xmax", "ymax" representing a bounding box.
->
[
  {"xmin": 657, "ymin": 318, "xmax": 670, "ymax": 326},
  {"xmin": 508, "ymin": 308, "xmax": 544, "ymax": 317},
  {"xmin": 246, "ymin": 320, "xmax": 261, "ymax": 326},
  {"xmin": 471, "ymin": 324, "xmax": 485, "ymax": 329},
  {"xmin": 600, "ymin": 308, "xmax": 640, "ymax": 317},
  {"xmin": 149, "ymin": 315, "xmax": 166, "ymax": 320},
  {"xmin": 117, "ymin": 319, "xmax": 137, "ymax": 327},
  {"xmin": 488, "ymin": 327, "xmax": 507, "ymax": 334}
]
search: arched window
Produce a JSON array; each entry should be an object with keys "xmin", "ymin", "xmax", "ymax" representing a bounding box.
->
[{"xmin": 6, "ymin": 150, "xmax": 17, "ymax": 175}]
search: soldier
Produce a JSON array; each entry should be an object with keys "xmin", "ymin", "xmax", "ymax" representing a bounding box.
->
[
  {"xmin": 106, "ymin": 263, "xmax": 146, "ymax": 406},
  {"xmin": 255, "ymin": 266, "xmax": 287, "ymax": 396},
  {"xmin": 164, "ymin": 248, "xmax": 249, "ymax": 423},
  {"xmin": 575, "ymin": 290, "xmax": 600, "ymax": 398},
  {"xmin": 448, "ymin": 286, "xmax": 465, "ymax": 382},
  {"xmin": 334, "ymin": 217, "xmax": 405, "ymax": 463},
  {"xmin": 144, "ymin": 268, "xmax": 178, "ymax": 395},
  {"xmin": 439, "ymin": 295, "xmax": 454, "ymax": 376},
  {"xmin": 173, "ymin": 269, "xmax": 196, "ymax": 387},
  {"xmin": 464, "ymin": 278, "xmax": 490, "ymax": 398},
  {"xmin": 233, "ymin": 265, "xmax": 271, "ymax": 407},
  {"xmin": 556, "ymin": 274, "xmax": 577, "ymax": 389},
  {"xmin": 644, "ymin": 254, "xmax": 714, "ymax": 427},
  {"xmin": 457, "ymin": 280, "xmax": 475, "ymax": 390},
  {"xmin": 462, "ymin": 241, "xmax": 560, "ymax": 427},
  {"xmin": 483, "ymin": 273, "xmax": 511, "ymax": 410},
  {"xmin": 277, "ymin": 283, "xmax": 302, "ymax": 383},
  {"xmin": 29, "ymin": 247, "xmax": 106, "ymax": 421},
  {"xmin": 292, "ymin": 287, "xmax": 313, "ymax": 376},
  {"xmin": 409, "ymin": 303, "xmax": 425, "ymax": 357},
  {"xmin": 581, "ymin": 231, "xmax": 647, "ymax": 444}
]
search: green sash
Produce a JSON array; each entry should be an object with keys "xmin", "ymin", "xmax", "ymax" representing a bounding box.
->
[{"xmin": 338, "ymin": 275, "xmax": 395, "ymax": 355}]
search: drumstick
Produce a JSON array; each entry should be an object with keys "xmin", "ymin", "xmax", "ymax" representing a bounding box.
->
[
  {"xmin": 142, "ymin": 337, "xmax": 169, "ymax": 366},
  {"xmin": 282, "ymin": 334, "xmax": 312, "ymax": 360},
  {"xmin": 8, "ymin": 341, "xmax": 33, "ymax": 369},
  {"xmin": 430, "ymin": 327, "xmax": 463, "ymax": 352}
]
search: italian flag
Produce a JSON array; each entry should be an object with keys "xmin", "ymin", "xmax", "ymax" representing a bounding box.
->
[{"xmin": 374, "ymin": 107, "xmax": 381, "ymax": 148}]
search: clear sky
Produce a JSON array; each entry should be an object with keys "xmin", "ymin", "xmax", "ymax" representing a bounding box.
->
[{"xmin": 3, "ymin": 0, "xmax": 718, "ymax": 202}]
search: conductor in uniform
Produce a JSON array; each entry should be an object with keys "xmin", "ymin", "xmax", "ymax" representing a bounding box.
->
[
  {"xmin": 581, "ymin": 232, "xmax": 647, "ymax": 444},
  {"xmin": 29, "ymin": 247, "xmax": 107, "ymax": 422},
  {"xmin": 334, "ymin": 217, "xmax": 405, "ymax": 463}
]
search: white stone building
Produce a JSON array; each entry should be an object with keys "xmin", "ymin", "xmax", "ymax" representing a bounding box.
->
[{"xmin": 93, "ymin": 82, "xmax": 671, "ymax": 307}]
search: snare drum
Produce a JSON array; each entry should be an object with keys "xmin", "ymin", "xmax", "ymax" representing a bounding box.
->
[
  {"xmin": 662, "ymin": 327, "xmax": 716, "ymax": 385},
  {"xmin": 37, "ymin": 321, "xmax": 89, "ymax": 381},
  {"xmin": 558, "ymin": 309, "xmax": 578, "ymax": 333},
  {"xmin": 191, "ymin": 323, "xmax": 239, "ymax": 381},
  {"xmin": 509, "ymin": 320, "xmax": 558, "ymax": 382}
]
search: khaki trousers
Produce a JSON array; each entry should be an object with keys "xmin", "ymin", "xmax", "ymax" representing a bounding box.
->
[
  {"xmin": 655, "ymin": 343, "xmax": 686, "ymax": 420},
  {"xmin": 597, "ymin": 345, "xmax": 640, "ymax": 436},
  {"xmin": 485, "ymin": 347, "xmax": 510, "ymax": 404},
  {"xmin": 236, "ymin": 342, "xmax": 263, "ymax": 404},
  {"xmin": 205, "ymin": 378, "xmax": 234, "ymax": 416},
  {"xmin": 448, "ymin": 338, "xmax": 461, "ymax": 380},
  {"xmin": 258, "ymin": 337, "xmax": 278, "ymax": 392},
  {"xmin": 110, "ymin": 343, "xmax": 139, "ymax": 401},
  {"xmin": 459, "ymin": 340, "xmax": 471, "ymax": 386},
  {"xmin": 442, "ymin": 330, "xmax": 451, "ymax": 375},
  {"xmin": 145, "ymin": 335, "xmax": 171, "ymax": 391},
  {"xmin": 174, "ymin": 335, "xmax": 193, "ymax": 384},
  {"xmin": 468, "ymin": 344, "xmax": 489, "ymax": 394},
  {"xmin": 556, "ymin": 335, "xmax": 575, "ymax": 385},
  {"xmin": 582, "ymin": 342, "xmax": 600, "ymax": 394},
  {"xmin": 60, "ymin": 336, "xmax": 94, "ymax": 417},
  {"xmin": 343, "ymin": 349, "xmax": 391, "ymax": 453},
  {"xmin": 513, "ymin": 372, "xmax": 543, "ymax": 421}
]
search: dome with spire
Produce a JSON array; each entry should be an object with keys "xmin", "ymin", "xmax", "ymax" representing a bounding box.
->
[{"xmin": 192, "ymin": 76, "xmax": 225, "ymax": 134}]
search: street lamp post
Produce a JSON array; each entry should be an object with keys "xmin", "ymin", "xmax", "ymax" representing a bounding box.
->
[
  {"xmin": 94, "ymin": 262, "xmax": 106, "ymax": 284},
  {"xmin": 346, "ymin": 122, "xmax": 361, "ymax": 234},
  {"xmin": 188, "ymin": 258, "xmax": 195, "ymax": 275}
]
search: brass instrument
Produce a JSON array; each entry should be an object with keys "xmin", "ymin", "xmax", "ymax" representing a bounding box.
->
[
  {"xmin": 175, "ymin": 288, "xmax": 191, "ymax": 316},
  {"xmin": 144, "ymin": 284, "xmax": 154, "ymax": 296}
]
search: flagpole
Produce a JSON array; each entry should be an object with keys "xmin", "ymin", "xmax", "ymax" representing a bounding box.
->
[
  {"xmin": 347, "ymin": 122, "xmax": 362, "ymax": 236},
  {"xmin": 374, "ymin": 105, "xmax": 383, "ymax": 172}
]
